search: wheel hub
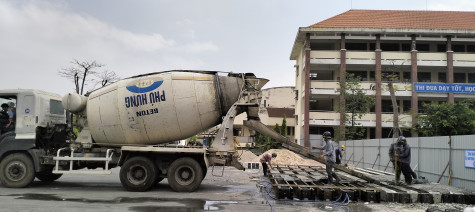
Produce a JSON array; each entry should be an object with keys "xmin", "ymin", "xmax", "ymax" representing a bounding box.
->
[
  {"xmin": 6, "ymin": 162, "xmax": 26, "ymax": 182},
  {"xmin": 176, "ymin": 166, "xmax": 195, "ymax": 185},
  {"xmin": 127, "ymin": 165, "xmax": 147, "ymax": 185}
]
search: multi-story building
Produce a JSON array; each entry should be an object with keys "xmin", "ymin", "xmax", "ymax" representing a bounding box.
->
[
  {"xmin": 291, "ymin": 10, "xmax": 475, "ymax": 147},
  {"xmin": 233, "ymin": 87, "xmax": 295, "ymax": 145}
]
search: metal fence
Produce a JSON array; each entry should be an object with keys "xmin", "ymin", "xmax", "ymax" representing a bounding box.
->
[{"xmin": 323, "ymin": 135, "xmax": 475, "ymax": 191}]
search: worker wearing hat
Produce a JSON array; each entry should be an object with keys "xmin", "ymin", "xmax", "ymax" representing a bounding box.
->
[
  {"xmin": 335, "ymin": 145, "xmax": 345, "ymax": 165},
  {"xmin": 260, "ymin": 152, "xmax": 277, "ymax": 177},
  {"xmin": 312, "ymin": 131, "xmax": 341, "ymax": 184}
]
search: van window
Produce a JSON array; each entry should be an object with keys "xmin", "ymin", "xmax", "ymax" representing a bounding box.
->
[{"xmin": 50, "ymin": 100, "xmax": 64, "ymax": 115}]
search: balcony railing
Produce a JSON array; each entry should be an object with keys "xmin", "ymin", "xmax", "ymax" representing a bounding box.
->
[
  {"xmin": 310, "ymin": 81, "xmax": 413, "ymax": 91},
  {"xmin": 308, "ymin": 111, "xmax": 412, "ymax": 127},
  {"xmin": 309, "ymin": 50, "xmax": 475, "ymax": 65}
]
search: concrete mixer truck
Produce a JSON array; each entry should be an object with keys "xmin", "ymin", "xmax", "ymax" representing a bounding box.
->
[{"xmin": 0, "ymin": 70, "xmax": 268, "ymax": 192}]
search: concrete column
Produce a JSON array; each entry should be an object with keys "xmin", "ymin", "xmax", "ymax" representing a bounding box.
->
[
  {"xmin": 447, "ymin": 36, "xmax": 454, "ymax": 103},
  {"xmin": 375, "ymin": 35, "xmax": 382, "ymax": 139},
  {"xmin": 411, "ymin": 35, "xmax": 419, "ymax": 137},
  {"xmin": 304, "ymin": 33, "xmax": 311, "ymax": 148},
  {"xmin": 339, "ymin": 33, "xmax": 346, "ymax": 140}
]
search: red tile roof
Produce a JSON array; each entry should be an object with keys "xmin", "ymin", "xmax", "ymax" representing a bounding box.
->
[{"xmin": 309, "ymin": 10, "xmax": 475, "ymax": 30}]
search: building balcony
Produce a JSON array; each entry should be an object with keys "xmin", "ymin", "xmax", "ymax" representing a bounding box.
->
[
  {"xmin": 309, "ymin": 50, "xmax": 475, "ymax": 67},
  {"xmin": 309, "ymin": 81, "xmax": 475, "ymax": 98},
  {"xmin": 308, "ymin": 111, "xmax": 412, "ymax": 128},
  {"xmin": 310, "ymin": 81, "xmax": 413, "ymax": 97}
]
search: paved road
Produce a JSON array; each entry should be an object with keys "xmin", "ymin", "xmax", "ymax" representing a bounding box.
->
[
  {"xmin": 0, "ymin": 167, "xmax": 360, "ymax": 212},
  {"xmin": 2, "ymin": 167, "xmax": 464, "ymax": 212}
]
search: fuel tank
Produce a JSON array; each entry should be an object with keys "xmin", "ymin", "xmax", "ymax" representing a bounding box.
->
[{"xmin": 66, "ymin": 70, "xmax": 266, "ymax": 146}]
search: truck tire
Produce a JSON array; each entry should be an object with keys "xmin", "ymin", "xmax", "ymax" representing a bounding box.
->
[
  {"xmin": 167, "ymin": 157, "xmax": 203, "ymax": 192},
  {"xmin": 120, "ymin": 156, "xmax": 157, "ymax": 192},
  {"xmin": 0, "ymin": 153, "xmax": 35, "ymax": 188},
  {"xmin": 36, "ymin": 170, "xmax": 62, "ymax": 182}
]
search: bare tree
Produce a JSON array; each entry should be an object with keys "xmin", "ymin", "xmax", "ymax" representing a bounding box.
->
[
  {"xmin": 59, "ymin": 59, "xmax": 119, "ymax": 95},
  {"xmin": 94, "ymin": 70, "xmax": 120, "ymax": 87},
  {"xmin": 382, "ymin": 60, "xmax": 405, "ymax": 138}
]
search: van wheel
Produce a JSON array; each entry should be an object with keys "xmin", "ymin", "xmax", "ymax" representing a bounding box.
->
[
  {"xmin": 167, "ymin": 157, "xmax": 203, "ymax": 192},
  {"xmin": 120, "ymin": 156, "xmax": 157, "ymax": 192},
  {"xmin": 0, "ymin": 153, "xmax": 35, "ymax": 188},
  {"xmin": 36, "ymin": 170, "xmax": 62, "ymax": 182}
]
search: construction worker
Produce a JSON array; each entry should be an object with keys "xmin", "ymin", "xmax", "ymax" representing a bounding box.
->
[
  {"xmin": 335, "ymin": 145, "xmax": 345, "ymax": 164},
  {"xmin": 260, "ymin": 152, "xmax": 277, "ymax": 177},
  {"xmin": 312, "ymin": 131, "xmax": 341, "ymax": 184},
  {"xmin": 389, "ymin": 136, "xmax": 414, "ymax": 185}
]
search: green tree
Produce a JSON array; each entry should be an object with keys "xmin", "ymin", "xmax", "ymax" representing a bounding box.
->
[
  {"xmin": 254, "ymin": 123, "xmax": 282, "ymax": 153},
  {"xmin": 416, "ymin": 100, "xmax": 475, "ymax": 136},
  {"xmin": 338, "ymin": 73, "xmax": 375, "ymax": 140},
  {"xmin": 281, "ymin": 115, "xmax": 287, "ymax": 137}
]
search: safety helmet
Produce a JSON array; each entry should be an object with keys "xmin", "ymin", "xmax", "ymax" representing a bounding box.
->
[
  {"xmin": 323, "ymin": 131, "xmax": 331, "ymax": 138},
  {"xmin": 397, "ymin": 136, "xmax": 406, "ymax": 143},
  {"xmin": 272, "ymin": 153, "xmax": 277, "ymax": 158},
  {"xmin": 341, "ymin": 145, "xmax": 345, "ymax": 151},
  {"xmin": 7, "ymin": 102, "xmax": 14, "ymax": 107}
]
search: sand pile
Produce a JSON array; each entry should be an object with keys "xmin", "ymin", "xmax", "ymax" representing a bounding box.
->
[
  {"xmin": 249, "ymin": 149, "xmax": 323, "ymax": 167},
  {"xmin": 236, "ymin": 150, "xmax": 258, "ymax": 162}
]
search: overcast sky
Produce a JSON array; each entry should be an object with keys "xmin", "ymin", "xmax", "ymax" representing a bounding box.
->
[{"xmin": 1, "ymin": 0, "xmax": 474, "ymax": 96}]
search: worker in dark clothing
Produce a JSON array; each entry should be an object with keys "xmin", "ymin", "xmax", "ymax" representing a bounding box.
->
[
  {"xmin": 312, "ymin": 131, "xmax": 341, "ymax": 184},
  {"xmin": 389, "ymin": 136, "xmax": 414, "ymax": 185},
  {"xmin": 335, "ymin": 145, "xmax": 345, "ymax": 164}
]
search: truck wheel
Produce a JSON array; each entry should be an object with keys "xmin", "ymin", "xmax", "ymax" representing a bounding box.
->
[
  {"xmin": 167, "ymin": 157, "xmax": 203, "ymax": 192},
  {"xmin": 120, "ymin": 156, "xmax": 157, "ymax": 192},
  {"xmin": 36, "ymin": 170, "xmax": 62, "ymax": 182},
  {"xmin": 0, "ymin": 153, "xmax": 35, "ymax": 188}
]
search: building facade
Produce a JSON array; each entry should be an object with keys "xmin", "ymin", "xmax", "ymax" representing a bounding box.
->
[
  {"xmin": 233, "ymin": 86, "xmax": 296, "ymax": 145},
  {"xmin": 291, "ymin": 10, "xmax": 475, "ymax": 146}
]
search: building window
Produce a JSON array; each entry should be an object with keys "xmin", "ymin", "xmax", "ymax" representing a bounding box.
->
[
  {"xmin": 454, "ymin": 73, "xmax": 466, "ymax": 83},
  {"xmin": 468, "ymin": 73, "xmax": 475, "ymax": 83},
  {"xmin": 437, "ymin": 44, "xmax": 447, "ymax": 52},
  {"xmin": 417, "ymin": 44, "xmax": 430, "ymax": 51},
  {"xmin": 418, "ymin": 72, "xmax": 431, "ymax": 82},
  {"xmin": 401, "ymin": 43, "xmax": 411, "ymax": 51},
  {"xmin": 310, "ymin": 73, "xmax": 318, "ymax": 80},
  {"xmin": 347, "ymin": 71, "xmax": 367, "ymax": 81},
  {"xmin": 370, "ymin": 71, "xmax": 375, "ymax": 81},
  {"xmin": 453, "ymin": 44, "xmax": 465, "ymax": 52},
  {"xmin": 382, "ymin": 100, "xmax": 394, "ymax": 113},
  {"xmin": 468, "ymin": 45, "xmax": 475, "ymax": 53},
  {"xmin": 403, "ymin": 100, "xmax": 411, "ymax": 113},
  {"xmin": 346, "ymin": 43, "xmax": 367, "ymax": 51},
  {"xmin": 438, "ymin": 72, "xmax": 446, "ymax": 83},
  {"xmin": 402, "ymin": 72, "xmax": 411, "ymax": 82},
  {"xmin": 381, "ymin": 43, "xmax": 400, "ymax": 51}
]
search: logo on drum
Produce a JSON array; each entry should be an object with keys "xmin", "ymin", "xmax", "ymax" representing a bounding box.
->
[{"xmin": 126, "ymin": 78, "xmax": 164, "ymax": 93}]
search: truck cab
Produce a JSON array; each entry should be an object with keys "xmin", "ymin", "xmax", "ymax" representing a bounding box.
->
[{"xmin": 0, "ymin": 89, "xmax": 67, "ymax": 187}]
